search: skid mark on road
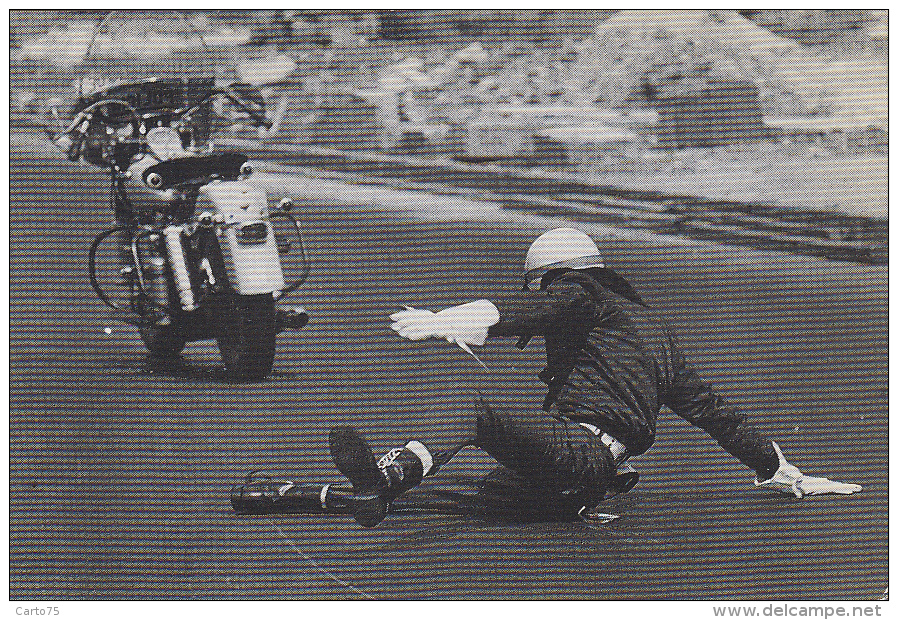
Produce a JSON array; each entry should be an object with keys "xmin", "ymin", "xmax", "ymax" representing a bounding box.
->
[{"xmin": 269, "ymin": 519, "xmax": 376, "ymax": 600}]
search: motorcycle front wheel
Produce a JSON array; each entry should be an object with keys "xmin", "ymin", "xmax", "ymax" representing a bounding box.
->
[
  {"xmin": 139, "ymin": 323, "xmax": 187, "ymax": 357},
  {"xmin": 215, "ymin": 292, "xmax": 277, "ymax": 382}
]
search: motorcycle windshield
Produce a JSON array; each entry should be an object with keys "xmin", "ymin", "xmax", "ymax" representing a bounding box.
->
[
  {"xmin": 68, "ymin": 11, "xmax": 250, "ymax": 151},
  {"xmin": 76, "ymin": 11, "xmax": 223, "ymax": 98}
]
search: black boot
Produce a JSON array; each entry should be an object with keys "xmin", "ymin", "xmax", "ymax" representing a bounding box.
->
[
  {"xmin": 230, "ymin": 471, "xmax": 357, "ymax": 515},
  {"xmin": 329, "ymin": 426, "xmax": 433, "ymax": 527}
]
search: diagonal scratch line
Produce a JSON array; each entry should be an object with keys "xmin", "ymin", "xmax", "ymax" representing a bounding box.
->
[{"xmin": 269, "ymin": 519, "xmax": 376, "ymax": 600}]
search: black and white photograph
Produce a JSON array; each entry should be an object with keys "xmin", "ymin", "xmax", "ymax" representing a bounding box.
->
[{"xmin": 8, "ymin": 9, "xmax": 889, "ymax": 605}]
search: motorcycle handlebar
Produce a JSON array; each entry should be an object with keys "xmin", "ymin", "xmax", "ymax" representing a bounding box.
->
[
  {"xmin": 50, "ymin": 84, "xmax": 273, "ymax": 167},
  {"xmin": 177, "ymin": 85, "xmax": 272, "ymax": 131}
]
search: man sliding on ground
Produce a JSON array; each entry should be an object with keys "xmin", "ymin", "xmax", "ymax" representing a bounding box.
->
[{"xmin": 233, "ymin": 228, "xmax": 861, "ymax": 526}]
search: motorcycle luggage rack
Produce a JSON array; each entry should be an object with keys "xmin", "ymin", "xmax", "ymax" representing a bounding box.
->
[
  {"xmin": 90, "ymin": 211, "xmax": 309, "ymax": 327},
  {"xmin": 269, "ymin": 209, "xmax": 309, "ymax": 294},
  {"xmin": 88, "ymin": 225, "xmax": 173, "ymax": 324}
]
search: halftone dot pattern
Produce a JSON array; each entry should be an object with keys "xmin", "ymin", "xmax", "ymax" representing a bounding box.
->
[{"xmin": 11, "ymin": 10, "xmax": 887, "ymax": 601}]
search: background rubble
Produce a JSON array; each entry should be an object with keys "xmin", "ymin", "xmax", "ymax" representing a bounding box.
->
[{"xmin": 10, "ymin": 10, "xmax": 888, "ymax": 219}]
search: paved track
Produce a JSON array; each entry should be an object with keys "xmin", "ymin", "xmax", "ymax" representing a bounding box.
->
[{"xmin": 9, "ymin": 138, "xmax": 888, "ymax": 599}]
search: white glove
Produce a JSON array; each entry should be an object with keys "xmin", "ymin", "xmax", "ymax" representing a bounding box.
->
[
  {"xmin": 391, "ymin": 300, "xmax": 500, "ymax": 346},
  {"xmin": 754, "ymin": 442, "xmax": 862, "ymax": 498}
]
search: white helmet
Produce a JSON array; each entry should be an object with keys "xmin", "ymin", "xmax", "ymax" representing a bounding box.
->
[{"xmin": 524, "ymin": 228, "xmax": 605, "ymax": 286}]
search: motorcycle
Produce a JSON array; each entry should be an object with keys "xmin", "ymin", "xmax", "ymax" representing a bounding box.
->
[{"xmin": 47, "ymin": 18, "xmax": 309, "ymax": 382}]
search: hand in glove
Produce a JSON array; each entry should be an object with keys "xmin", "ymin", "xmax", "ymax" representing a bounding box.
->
[
  {"xmin": 755, "ymin": 442, "xmax": 862, "ymax": 498},
  {"xmin": 391, "ymin": 300, "xmax": 500, "ymax": 346}
]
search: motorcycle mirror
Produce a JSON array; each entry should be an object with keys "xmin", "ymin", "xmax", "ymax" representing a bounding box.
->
[{"xmin": 146, "ymin": 172, "xmax": 164, "ymax": 189}]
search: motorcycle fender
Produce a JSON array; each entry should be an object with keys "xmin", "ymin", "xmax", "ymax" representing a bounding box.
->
[
  {"xmin": 219, "ymin": 224, "xmax": 285, "ymax": 295},
  {"xmin": 198, "ymin": 182, "xmax": 285, "ymax": 295}
]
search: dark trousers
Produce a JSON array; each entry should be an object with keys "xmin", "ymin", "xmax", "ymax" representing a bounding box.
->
[{"xmin": 431, "ymin": 397, "xmax": 616, "ymax": 516}]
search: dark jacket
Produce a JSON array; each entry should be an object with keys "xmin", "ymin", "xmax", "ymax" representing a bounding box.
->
[{"xmin": 487, "ymin": 269, "xmax": 779, "ymax": 479}]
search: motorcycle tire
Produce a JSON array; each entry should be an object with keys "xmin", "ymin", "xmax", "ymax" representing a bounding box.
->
[
  {"xmin": 215, "ymin": 292, "xmax": 277, "ymax": 382},
  {"xmin": 139, "ymin": 323, "xmax": 187, "ymax": 357}
]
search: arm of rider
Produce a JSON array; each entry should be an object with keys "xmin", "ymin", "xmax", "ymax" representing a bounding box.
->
[
  {"xmin": 754, "ymin": 441, "xmax": 862, "ymax": 498},
  {"xmin": 390, "ymin": 300, "xmax": 500, "ymax": 347}
]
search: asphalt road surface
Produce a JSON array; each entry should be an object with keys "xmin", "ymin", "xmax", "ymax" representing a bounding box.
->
[{"xmin": 9, "ymin": 137, "xmax": 888, "ymax": 600}]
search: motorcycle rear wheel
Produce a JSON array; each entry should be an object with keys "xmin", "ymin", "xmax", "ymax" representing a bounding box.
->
[{"xmin": 215, "ymin": 292, "xmax": 277, "ymax": 382}]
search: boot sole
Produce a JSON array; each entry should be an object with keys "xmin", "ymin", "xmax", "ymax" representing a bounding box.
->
[
  {"xmin": 329, "ymin": 426, "xmax": 389, "ymax": 527},
  {"xmin": 329, "ymin": 426, "xmax": 385, "ymax": 491}
]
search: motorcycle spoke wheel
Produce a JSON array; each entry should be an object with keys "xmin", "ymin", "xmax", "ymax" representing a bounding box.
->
[{"xmin": 215, "ymin": 292, "xmax": 277, "ymax": 383}]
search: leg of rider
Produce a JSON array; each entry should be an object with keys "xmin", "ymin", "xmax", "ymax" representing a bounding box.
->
[
  {"xmin": 329, "ymin": 429, "xmax": 472, "ymax": 500},
  {"xmin": 328, "ymin": 395, "xmax": 483, "ymax": 526},
  {"xmin": 473, "ymin": 398, "xmax": 616, "ymax": 514},
  {"xmin": 374, "ymin": 401, "xmax": 484, "ymax": 497},
  {"xmin": 335, "ymin": 394, "xmax": 614, "ymax": 512},
  {"xmin": 329, "ymin": 425, "xmax": 474, "ymax": 527}
]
